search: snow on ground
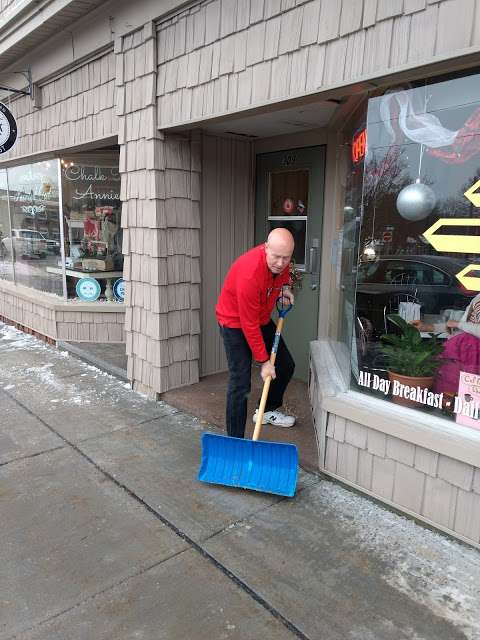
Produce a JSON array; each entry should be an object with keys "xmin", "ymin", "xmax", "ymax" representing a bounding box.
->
[
  {"xmin": 0, "ymin": 321, "xmax": 166, "ymax": 409},
  {"xmin": 317, "ymin": 481, "xmax": 480, "ymax": 639}
]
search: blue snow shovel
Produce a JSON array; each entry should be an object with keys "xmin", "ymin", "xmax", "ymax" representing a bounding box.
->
[{"xmin": 198, "ymin": 299, "xmax": 298, "ymax": 497}]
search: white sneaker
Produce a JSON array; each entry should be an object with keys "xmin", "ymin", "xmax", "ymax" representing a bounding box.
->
[{"xmin": 252, "ymin": 409, "xmax": 296, "ymax": 428}]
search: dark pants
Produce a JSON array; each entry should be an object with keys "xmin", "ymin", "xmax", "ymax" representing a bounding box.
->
[{"xmin": 219, "ymin": 320, "xmax": 295, "ymax": 438}]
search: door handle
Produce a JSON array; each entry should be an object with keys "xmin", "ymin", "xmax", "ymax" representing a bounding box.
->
[{"xmin": 309, "ymin": 239, "xmax": 320, "ymax": 291}]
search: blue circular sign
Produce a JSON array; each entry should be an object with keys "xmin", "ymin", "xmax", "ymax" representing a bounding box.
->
[
  {"xmin": 76, "ymin": 277, "xmax": 101, "ymax": 301},
  {"xmin": 112, "ymin": 278, "xmax": 125, "ymax": 302}
]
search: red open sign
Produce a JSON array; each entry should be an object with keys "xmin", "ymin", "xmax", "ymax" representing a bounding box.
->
[{"xmin": 352, "ymin": 129, "xmax": 367, "ymax": 163}]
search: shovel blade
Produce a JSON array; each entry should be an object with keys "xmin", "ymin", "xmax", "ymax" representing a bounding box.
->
[{"xmin": 198, "ymin": 432, "xmax": 298, "ymax": 497}]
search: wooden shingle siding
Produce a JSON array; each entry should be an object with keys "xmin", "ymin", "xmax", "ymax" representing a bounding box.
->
[
  {"xmin": 404, "ymin": 0, "xmax": 426, "ymax": 13},
  {"xmin": 339, "ymin": 0, "xmax": 363, "ymax": 37},
  {"xmin": 119, "ymin": 24, "xmax": 201, "ymax": 397},
  {"xmin": 0, "ymin": 288, "xmax": 57, "ymax": 339},
  {"xmin": 322, "ymin": 413, "xmax": 480, "ymax": 547},
  {"xmin": 56, "ymin": 312, "xmax": 125, "ymax": 342},
  {"xmin": 156, "ymin": 0, "xmax": 472, "ymax": 130},
  {"xmin": 200, "ymin": 134, "xmax": 253, "ymax": 376},
  {"xmin": 0, "ymin": 281, "xmax": 125, "ymax": 342},
  {"xmin": 0, "ymin": 50, "xmax": 117, "ymax": 164}
]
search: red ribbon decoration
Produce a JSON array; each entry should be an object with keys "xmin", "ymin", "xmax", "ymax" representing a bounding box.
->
[{"xmin": 427, "ymin": 107, "xmax": 480, "ymax": 164}]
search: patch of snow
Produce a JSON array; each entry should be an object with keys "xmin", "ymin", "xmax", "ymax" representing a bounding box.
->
[{"xmin": 317, "ymin": 481, "xmax": 480, "ymax": 639}]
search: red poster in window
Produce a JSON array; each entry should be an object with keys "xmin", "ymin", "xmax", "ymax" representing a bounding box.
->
[{"xmin": 84, "ymin": 218, "xmax": 100, "ymax": 239}]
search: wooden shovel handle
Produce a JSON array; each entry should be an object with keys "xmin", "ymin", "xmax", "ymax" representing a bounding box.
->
[{"xmin": 252, "ymin": 317, "xmax": 284, "ymax": 441}]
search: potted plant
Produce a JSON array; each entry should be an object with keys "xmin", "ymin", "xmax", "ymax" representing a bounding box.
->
[{"xmin": 380, "ymin": 314, "xmax": 444, "ymax": 408}]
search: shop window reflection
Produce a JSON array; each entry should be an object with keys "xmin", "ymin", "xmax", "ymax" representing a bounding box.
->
[
  {"xmin": 0, "ymin": 169, "xmax": 13, "ymax": 281},
  {"xmin": 344, "ymin": 70, "xmax": 480, "ymax": 430},
  {"xmin": 60, "ymin": 151, "xmax": 122, "ymax": 300},
  {"xmin": 0, "ymin": 151, "xmax": 121, "ymax": 302},
  {"xmin": 6, "ymin": 161, "xmax": 62, "ymax": 295}
]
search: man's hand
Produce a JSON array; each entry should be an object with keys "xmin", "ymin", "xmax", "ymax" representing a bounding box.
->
[
  {"xmin": 261, "ymin": 361, "xmax": 276, "ymax": 381},
  {"xmin": 279, "ymin": 287, "xmax": 294, "ymax": 307}
]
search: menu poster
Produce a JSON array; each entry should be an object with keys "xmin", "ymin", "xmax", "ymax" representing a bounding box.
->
[{"xmin": 455, "ymin": 372, "xmax": 480, "ymax": 431}]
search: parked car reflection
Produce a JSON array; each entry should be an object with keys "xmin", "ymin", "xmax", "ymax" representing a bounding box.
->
[
  {"xmin": 1, "ymin": 229, "xmax": 48, "ymax": 259},
  {"xmin": 356, "ymin": 255, "xmax": 478, "ymax": 338}
]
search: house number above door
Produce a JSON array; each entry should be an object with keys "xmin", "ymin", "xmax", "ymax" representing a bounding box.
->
[{"xmin": 280, "ymin": 153, "xmax": 297, "ymax": 167}]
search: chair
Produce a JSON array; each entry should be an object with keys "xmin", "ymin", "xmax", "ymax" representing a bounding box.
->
[
  {"xmin": 390, "ymin": 271, "xmax": 418, "ymax": 286},
  {"xmin": 383, "ymin": 291, "xmax": 420, "ymax": 334},
  {"xmin": 353, "ymin": 315, "xmax": 388, "ymax": 380}
]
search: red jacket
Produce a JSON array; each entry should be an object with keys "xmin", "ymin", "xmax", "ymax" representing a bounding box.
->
[{"xmin": 216, "ymin": 244, "xmax": 291, "ymax": 362}]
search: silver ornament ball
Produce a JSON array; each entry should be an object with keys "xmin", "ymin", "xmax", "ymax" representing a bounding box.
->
[{"xmin": 396, "ymin": 180, "xmax": 436, "ymax": 221}]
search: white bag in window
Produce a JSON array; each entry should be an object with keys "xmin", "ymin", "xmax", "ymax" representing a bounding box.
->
[{"xmin": 398, "ymin": 301, "xmax": 421, "ymax": 323}]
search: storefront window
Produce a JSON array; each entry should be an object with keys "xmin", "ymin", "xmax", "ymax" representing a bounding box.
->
[
  {"xmin": 6, "ymin": 160, "xmax": 62, "ymax": 295},
  {"xmin": 344, "ymin": 70, "xmax": 480, "ymax": 431},
  {"xmin": 0, "ymin": 150, "xmax": 122, "ymax": 302},
  {"xmin": 0, "ymin": 169, "xmax": 13, "ymax": 281},
  {"xmin": 337, "ymin": 124, "xmax": 365, "ymax": 369},
  {"xmin": 59, "ymin": 151, "xmax": 122, "ymax": 300}
]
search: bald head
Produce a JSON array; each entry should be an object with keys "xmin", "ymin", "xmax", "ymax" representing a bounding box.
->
[{"xmin": 265, "ymin": 228, "xmax": 294, "ymax": 274}]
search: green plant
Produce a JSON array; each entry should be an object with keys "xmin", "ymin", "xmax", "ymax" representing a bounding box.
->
[{"xmin": 380, "ymin": 314, "xmax": 444, "ymax": 377}]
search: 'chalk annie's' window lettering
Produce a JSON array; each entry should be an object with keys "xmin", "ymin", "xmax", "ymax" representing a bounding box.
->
[
  {"xmin": 72, "ymin": 185, "xmax": 120, "ymax": 200},
  {"xmin": 63, "ymin": 165, "xmax": 120, "ymax": 182}
]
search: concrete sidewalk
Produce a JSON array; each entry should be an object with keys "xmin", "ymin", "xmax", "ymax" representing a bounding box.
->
[{"xmin": 1, "ymin": 322, "xmax": 479, "ymax": 640}]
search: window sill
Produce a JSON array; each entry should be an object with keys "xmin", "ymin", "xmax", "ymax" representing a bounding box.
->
[{"xmin": 53, "ymin": 300, "xmax": 125, "ymax": 312}]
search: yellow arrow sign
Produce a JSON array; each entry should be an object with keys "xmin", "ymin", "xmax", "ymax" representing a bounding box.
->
[
  {"xmin": 423, "ymin": 219, "xmax": 480, "ymax": 253},
  {"xmin": 456, "ymin": 265, "xmax": 480, "ymax": 292},
  {"xmin": 464, "ymin": 179, "xmax": 480, "ymax": 207}
]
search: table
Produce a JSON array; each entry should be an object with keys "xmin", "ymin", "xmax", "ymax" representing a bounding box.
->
[
  {"xmin": 423, "ymin": 314, "xmax": 449, "ymax": 339},
  {"xmin": 46, "ymin": 267, "xmax": 123, "ymax": 301}
]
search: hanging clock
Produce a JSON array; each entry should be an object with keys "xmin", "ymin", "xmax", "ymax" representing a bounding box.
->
[{"xmin": 0, "ymin": 102, "xmax": 17, "ymax": 154}]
